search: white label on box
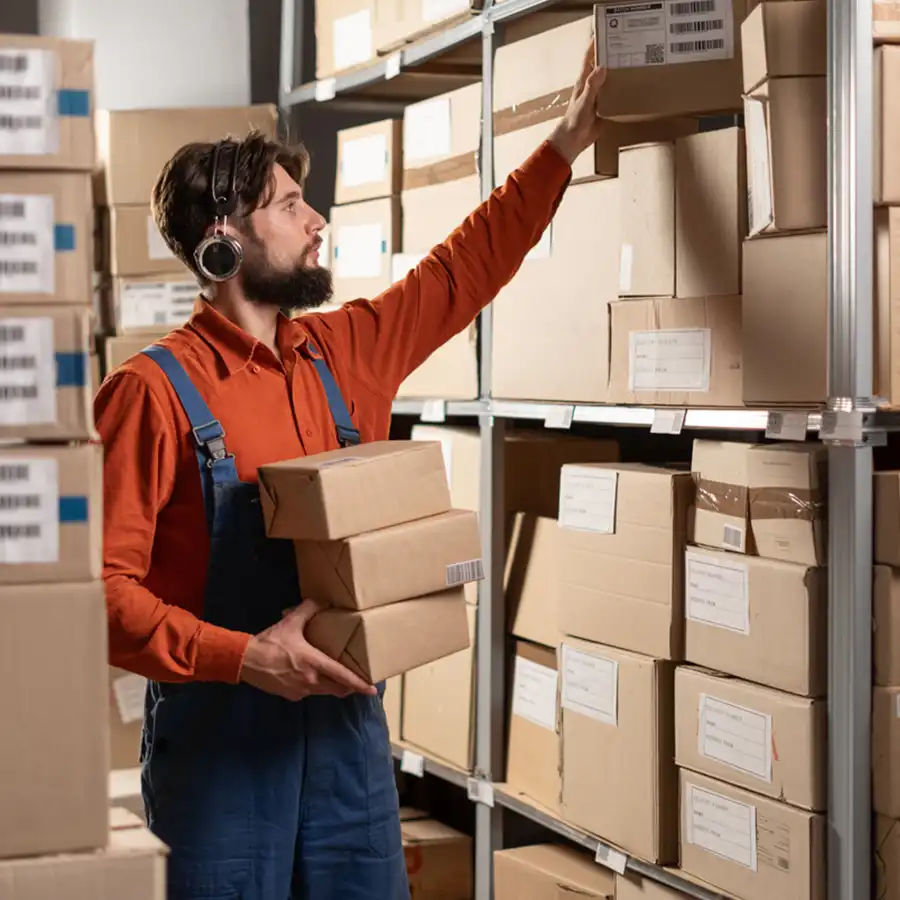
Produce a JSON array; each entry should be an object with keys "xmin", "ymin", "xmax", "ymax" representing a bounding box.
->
[
  {"xmin": 512, "ymin": 656, "xmax": 559, "ymax": 731},
  {"xmin": 0, "ymin": 49, "xmax": 59, "ymax": 156},
  {"xmin": 335, "ymin": 223, "xmax": 384, "ymax": 279},
  {"xmin": 446, "ymin": 558, "xmax": 484, "ymax": 587},
  {"xmin": 686, "ymin": 549, "xmax": 750, "ymax": 634},
  {"xmin": 404, "ymin": 97, "xmax": 452, "ymax": 163},
  {"xmin": 120, "ymin": 280, "xmax": 196, "ymax": 330},
  {"xmin": 526, "ymin": 223, "xmax": 553, "ymax": 260},
  {"xmin": 619, "ymin": 243, "xmax": 633, "ymax": 292},
  {"xmin": 629, "ymin": 329, "xmax": 712, "ymax": 393},
  {"xmin": 721, "ymin": 523, "xmax": 746, "ymax": 552},
  {"xmin": 113, "ymin": 673, "xmax": 148, "ymax": 725},
  {"xmin": 422, "ymin": 0, "xmax": 470, "ymax": 22},
  {"xmin": 596, "ymin": 0, "xmax": 734, "ymax": 70},
  {"xmin": 146, "ymin": 214, "xmax": 174, "ymax": 261},
  {"xmin": 559, "ymin": 466, "xmax": 618, "ymax": 534},
  {"xmin": 0, "ymin": 456, "xmax": 59, "ymax": 563},
  {"xmin": 896, "ymin": 693, "xmax": 900, "ymax": 718},
  {"xmin": 333, "ymin": 10, "xmax": 373, "ymax": 71},
  {"xmin": 0, "ymin": 194, "xmax": 55, "ymax": 294},
  {"xmin": 0, "ymin": 317, "xmax": 57, "ymax": 425},
  {"xmin": 699, "ymin": 694, "xmax": 773, "ymax": 782},
  {"xmin": 744, "ymin": 96, "xmax": 774, "ymax": 235},
  {"xmin": 391, "ymin": 252, "xmax": 426, "ymax": 283},
  {"xmin": 687, "ymin": 784, "xmax": 758, "ymax": 871},
  {"xmin": 341, "ymin": 134, "xmax": 388, "ymax": 188},
  {"xmin": 561, "ymin": 645, "xmax": 618, "ymax": 726}
]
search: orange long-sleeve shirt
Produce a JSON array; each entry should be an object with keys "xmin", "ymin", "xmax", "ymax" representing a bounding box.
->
[{"xmin": 95, "ymin": 141, "xmax": 571, "ymax": 684}]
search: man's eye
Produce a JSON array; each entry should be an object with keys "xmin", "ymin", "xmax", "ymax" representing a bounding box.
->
[{"xmin": 286, "ymin": 201, "xmax": 296, "ymax": 212}]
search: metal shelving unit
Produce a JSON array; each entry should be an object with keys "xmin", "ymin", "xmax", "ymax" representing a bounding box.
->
[{"xmin": 279, "ymin": 1, "xmax": 877, "ymax": 898}]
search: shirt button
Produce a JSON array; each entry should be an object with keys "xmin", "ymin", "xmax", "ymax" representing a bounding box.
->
[
  {"xmin": 251, "ymin": 364, "xmax": 260, "ymax": 374},
  {"xmin": 306, "ymin": 429, "xmax": 312, "ymax": 436}
]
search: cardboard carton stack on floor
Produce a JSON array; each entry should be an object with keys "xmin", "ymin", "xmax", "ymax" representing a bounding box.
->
[
  {"xmin": 400, "ymin": 807, "xmax": 473, "ymax": 899},
  {"xmin": 94, "ymin": 103, "xmax": 278, "ymax": 379},
  {"xmin": 0, "ymin": 33, "xmax": 166, "ymax": 897}
]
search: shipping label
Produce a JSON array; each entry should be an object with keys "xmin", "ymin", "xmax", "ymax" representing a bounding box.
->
[
  {"xmin": 120, "ymin": 280, "xmax": 196, "ymax": 330},
  {"xmin": 332, "ymin": 10, "xmax": 373, "ymax": 72},
  {"xmin": 561, "ymin": 644, "xmax": 618, "ymax": 726},
  {"xmin": 341, "ymin": 134, "xmax": 389, "ymax": 189},
  {"xmin": 744, "ymin": 96, "xmax": 774, "ymax": 235},
  {"xmin": 512, "ymin": 656, "xmax": 559, "ymax": 731},
  {"xmin": 558, "ymin": 466, "xmax": 618, "ymax": 534},
  {"xmin": 446, "ymin": 558, "xmax": 484, "ymax": 587},
  {"xmin": 0, "ymin": 316, "xmax": 57, "ymax": 426},
  {"xmin": 146, "ymin": 214, "xmax": 175, "ymax": 261},
  {"xmin": 335, "ymin": 223, "xmax": 384, "ymax": 279},
  {"xmin": 404, "ymin": 97, "xmax": 452, "ymax": 163},
  {"xmin": 687, "ymin": 784, "xmax": 758, "ymax": 870},
  {"xmin": 0, "ymin": 456, "xmax": 60, "ymax": 563},
  {"xmin": 699, "ymin": 694, "xmax": 773, "ymax": 782},
  {"xmin": 685, "ymin": 549, "xmax": 750, "ymax": 634},
  {"xmin": 629, "ymin": 329, "xmax": 711, "ymax": 393},
  {"xmin": 0, "ymin": 194, "xmax": 55, "ymax": 295},
  {"xmin": 0, "ymin": 49, "xmax": 59, "ymax": 156}
]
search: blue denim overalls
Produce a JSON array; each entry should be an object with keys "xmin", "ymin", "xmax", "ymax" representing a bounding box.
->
[{"xmin": 138, "ymin": 344, "xmax": 409, "ymax": 900}]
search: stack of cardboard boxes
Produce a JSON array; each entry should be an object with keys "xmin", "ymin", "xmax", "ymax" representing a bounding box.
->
[
  {"xmin": 401, "ymin": 807, "xmax": 473, "ymax": 900},
  {"xmin": 0, "ymin": 31, "xmax": 166, "ymax": 897}
]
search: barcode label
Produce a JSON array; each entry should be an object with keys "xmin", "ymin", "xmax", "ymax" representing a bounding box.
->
[
  {"xmin": 0, "ymin": 232, "xmax": 37, "ymax": 247},
  {"xmin": 0, "ymin": 325, "xmax": 24, "ymax": 342},
  {"xmin": 645, "ymin": 44, "xmax": 666, "ymax": 64},
  {"xmin": 0, "ymin": 49, "xmax": 58, "ymax": 156},
  {"xmin": 0, "ymin": 494, "xmax": 39, "ymax": 510},
  {"xmin": 0, "ymin": 356, "xmax": 37, "ymax": 371},
  {"xmin": 0, "ymin": 194, "xmax": 55, "ymax": 295},
  {"xmin": 0, "ymin": 201, "xmax": 24, "ymax": 218},
  {"xmin": 722, "ymin": 525, "xmax": 746, "ymax": 551},
  {"xmin": 671, "ymin": 38, "xmax": 725, "ymax": 53},
  {"xmin": 671, "ymin": 0, "xmax": 716, "ymax": 12},
  {"xmin": 446, "ymin": 558, "xmax": 484, "ymax": 586},
  {"xmin": 0, "ymin": 456, "xmax": 60, "ymax": 563},
  {"xmin": 120, "ymin": 280, "xmax": 197, "ymax": 330},
  {"xmin": 0, "ymin": 317, "xmax": 57, "ymax": 427},
  {"xmin": 0, "ymin": 55, "xmax": 29, "ymax": 73},
  {"xmin": 0, "ymin": 464, "xmax": 29, "ymax": 480},
  {"xmin": 671, "ymin": 18, "xmax": 723, "ymax": 32}
]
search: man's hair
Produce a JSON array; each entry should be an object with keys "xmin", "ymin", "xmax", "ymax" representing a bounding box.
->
[{"xmin": 151, "ymin": 131, "xmax": 310, "ymax": 282}]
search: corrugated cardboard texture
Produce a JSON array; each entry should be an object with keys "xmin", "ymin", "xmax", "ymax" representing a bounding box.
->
[
  {"xmin": 679, "ymin": 770, "xmax": 825, "ymax": 900},
  {"xmin": 675, "ymin": 666, "xmax": 826, "ymax": 810},
  {"xmin": 335, "ymin": 119, "xmax": 402, "ymax": 205},
  {"xmin": 315, "ymin": 0, "xmax": 375, "ymax": 77},
  {"xmin": 608, "ymin": 296, "xmax": 743, "ymax": 408},
  {"xmin": 560, "ymin": 638, "xmax": 677, "ymax": 863},
  {"xmin": 0, "ymin": 582, "xmax": 108, "ymax": 859},
  {"xmin": 877, "ymin": 815, "xmax": 900, "ymax": 900},
  {"xmin": 260, "ymin": 440, "xmax": 451, "ymax": 541},
  {"xmin": 874, "ymin": 686, "xmax": 900, "ymax": 817},
  {"xmin": 0, "ymin": 442, "xmax": 102, "ymax": 585},
  {"xmin": 684, "ymin": 548, "xmax": 827, "ymax": 697},
  {"xmin": 742, "ymin": 231, "xmax": 827, "ymax": 404},
  {"xmin": 383, "ymin": 674, "xmax": 402, "ymax": 741},
  {"xmin": 106, "ymin": 273, "xmax": 198, "ymax": 335},
  {"xmin": 403, "ymin": 602, "xmax": 476, "ymax": 769},
  {"xmin": 401, "ymin": 817, "xmax": 472, "ymax": 900},
  {"xmin": 0, "ymin": 35, "xmax": 94, "ymax": 171},
  {"xmin": 876, "ymin": 47, "xmax": 900, "ymax": 203},
  {"xmin": 492, "ymin": 178, "xmax": 619, "ymax": 403},
  {"xmin": 95, "ymin": 104, "xmax": 278, "ymax": 206},
  {"xmin": 876, "ymin": 473, "xmax": 900, "ymax": 566},
  {"xmin": 876, "ymin": 566, "xmax": 900, "ymax": 686},
  {"xmin": 103, "ymin": 331, "xmax": 170, "ymax": 375},
  {"xmin": 494, "ymin": 844, "xmax": 615, "ymax": 900},
  {"xmin": 560, "ymin": 464, "xmax": 692, "ymax": 660},
  {"xmin": 295, "ymin": 508, "xmax": 482, "ymax": 609},
  {"xmin": 306, "ymin": 588, "xmax": 469, "ymax": 683},
  {"xmin": 102, "ymin": 205, "xmax": 188, "ymax": 278},
  {"xmin": 691, "ymin": 439, "xmax": 755, "ymax": 554},
  {"xmin": 0, "ymin": 172, "xmax": 92, "ymax": 305}
]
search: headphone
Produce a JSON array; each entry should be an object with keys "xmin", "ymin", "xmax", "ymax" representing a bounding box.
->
[{"xmin": 194, "ymin": 140, "xmax": 244, "ymax": 282}]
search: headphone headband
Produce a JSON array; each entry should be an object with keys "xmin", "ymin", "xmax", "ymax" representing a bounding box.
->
[
  {"xmin": 194, "ymin": 139, "xmax": 243, "ymax": 282},
  {"xmin": 210, "ymin": 140, "xmax": 239, "ymax": 219}
]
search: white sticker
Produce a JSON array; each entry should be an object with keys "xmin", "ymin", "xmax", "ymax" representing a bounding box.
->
[
  {"xmin": 699, "ymin": 694, "xmax": 773, "ymax": 782},
  {"xmin": 422, "ymin": 0, "xmax": 470, "ymax": 22},
  {"xmin": 722, "ymin": 524, "xmax": 746, "ymax": 552},
  {"xmin": 335, "ymin": 223, "xmax": 384, "ymax": 279},
  {"xmin": 765, "ymin": 411, "xmax": 809, "ymax": 442},
  {"xmin": 896, "ymin": 694, "xmax": 900, "ymax": 718},
  {"xmin": 559, "ymin": 466, "xmax": 618, "ymax": 534},
  {"xmin": 0, "ymin": 194, "xmax": 55, "ymax": 295},
  {"xmin": 146, "ymin": 214, "xmax": 174, "ymax": 261},
  {"xmin": 527, "ymin": 223, "xmax": 553, "ymax": 260},
  {"xmin": 333, "ymin": 9, "xmax": 373, "ymax": 71},
  {"xmin": 594, "ymin": 844, "xmax": 628, "ymax": 875},
  {"xmin": 687, "ymin": 784, "xmax": 758, "ymax": 871},
  {"xmin": 120, "ymin": 280, "xmax": 196, "ymax": 330},
  {"xmin": 0, "ymin": 456, "xmax": 59, "ymax": 563},
  {"xmin": 686, "ymin": 550, "xmax": 750, "ymax": 634},
  {"xmin": 561, "ymin": 645, "xmax": 618, "ymax": 726},
  {"xmin": 512, "ymin": 656, "xmax": 559, "ymax": 732},
  {"xmin": 0, "ymin": 317, "xmax": 57, "ymax": 426},
  {"xmin": 392, "ymin": 252, "xmax": 426, "ymax": 283},
  {"xmin": 385, "ymin": 53, "xmax": 402, "ymax": 80},
  {"xmin": 404, "ymin": 97, "xmax": 452, "ymax": 163},
  {"xmin": 400, "ymin": 750, "xmax": 425, "ymax": 777},
  {"xmin": 0, "ymin": 49, "xmax": 59, "ymax": 156},
  {"xmin": 315, "ymin": 78, "xmax": 337, "ymax": 102},
  {"xmin": 744, "ymin": 96, "xmax": 773, "ymax": 236},
  {"xmin": 446, "ymin": 558, "xmax": 484, "ymax": 587},
  {"xmin": 544, "ymin": 405, "xmax": 574, "ymax": 430},
  {"xmin": 596, "ymin": 0, "xmax": 735, "ymax": 70},
  {"xmin": 629, "ymin": 329, "xmax": 712, "ymax": 393},
  {"xmin": 466, "ymin": 777, "xmax": 495, "ymax": 807},
  {"xmin": 619, "ymin": 243, "xmax": 634, "ymax": 292},
  {"xmin": 651, "ymin": 409, "xmax": 686, "ymax": 434},
  {"xmin": 341, "ymin": 133, "xmax": 388, "ymax": 189},
  {"xmin": 421, "ymin": 398, "xmax": 446, "ymax": 423},
  {"xmin": 112, "ymin": 673, "xmax": 148, "ymax": 725}
]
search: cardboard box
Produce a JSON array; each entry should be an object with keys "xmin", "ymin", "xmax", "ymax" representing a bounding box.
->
[
  {"xmin": 105, "ymin": 273, "xmax": 197, "ymax": 334},
  {"xmin": 876, "ymin": 566, "xmax": 900, "ymax": 686},
  {"xmin": 335, "ymin": 119, "xmax": 402, "ymax": 205},
  {"xmin": 401, "ymin": 817, "xmax": 472, "ymax": 900},
  {"xmin": 675, "ymin": 666, "xmax": 826, "ymax": 811},
  {"xmin": 259, "ymin": 440, "xmax": 451, "ymax": 541},
  {"xmin": 491, "ymin": 178, "xmax": 618, "ymax": 403},
  {"xmin": 616, "ymin": 874, "xmax": 699, "ymax": 900},
  {"xmin": 383, "ymin": 674, "xmax": 402, "ymax": 741},
  {"xmin": 594, "ymin": 0, "xmax": 746, "ymax": 119},
  {"xmin": 684, "ymin": 547, "xmax": 827, "ymax": 697},
  {"xmin": 95, "ymin": 104, "xmax": 278, "ymax": 207},
  {"xmin": 676, "ymin": 127, "xmax": 746, "ymax": 298},
  {"xmin": 101, "ymin": 204, "xmax": 187, "ymax": 277},
  {"xmin": 877, "ymin": 473, "xmax": 900, "ymax": 566},
  {"xmin": 0, "ymin": 443, "xmax": 102, "ymax": 585},
  {"xmin": 506, "ymin": 642, "xmax": 560, "ymax": 812},
  {"xmin": 0, "ymin": 35, "xmax": 94, "ymax": 171},
  {"xmin": 619, "ymin": 142, "xmax": 675, "ymax": 298},
  {"xmin": 741, "ymin": 0, "xmax": 827, "ymax": 93},
  {"xmin": 680, "ymin": 770, "xmax": 825, "ymax": 900},
  {"xmin": 403, "ymin": 603, "xmax": 476, "ymax": 769},
  {"xmin": 316, "ymin": 0, "xmax": 375, "ymax": 76},
  {"xmin": 108, "ymin": 774, "xmax": 146, "ymax": 821},
  {"xmin": 109, "ymin": 667, "xmax": 145, "ymax": 771},
  {"xmin": 876, "ymin": 208, "xmax": 900, "ymax": 407},
  {"xmin": 103, "ymin": 330, "xmax": 169, "ymax": 374},
  {"xmin": 742, "ymin": 231, "xmax": 827, "ymax": 404},
  {"xmin": 329, "ymin": 196, "xmax": 400, "ymax": 304},
  {"xmin": 744, "ymin": 78, "xmax": 827, "ymax": 236},
  {"xmin": 494, "ymin": 844, "xmax": 615, "ymax": 899},
  {"xmin": 0, "ymin": 172, "xmax": 92, "ymax": 306},
  {"xmin": 560, "ymin": 638, "xmax": 677, "ymax": 863},
  {"xmin": 295, "ymin": 508, "xmax": 482, "ymax": 609},
  {"xmin": 374, "ymin": 0, "xmax": 474, "ymax": 53},
  {"xmin": 877, "ymin": 816, "xmax": 900, "ymax": 900},
  {"xmin": 608, "ymin": 295, "xmax": 743, "ymax": 407},
  {"xmin": 0, "ymin": 305, "xmax": 95, "ymax": 441},
  {"xmin": 307, "ymin": 587, "xmax": 469, "ymax": 683},
  {"xmin": 559, "ymin": 464, "xmax": 693, "ymax": 660},
  {"xmin": 877, "ymin": 47, "xmax": 900, "ymax": 204},
  {"xmin": 877, "ymin": 1, "xmax": 900, "ymax": 43},
  {"xmin": 0, "ymin": 581, "xmax": 108, "ymax": 858},
  {"xmin": 876, "ymin": 685, "xmax": 900, "ymax": 817},
  {"xmin": 691, "ymin": 439, "xmax": 755, "ymax": 554},
  {"xmin": 748, "ymin": 444, "xmax": 827, "ymax": 566}
]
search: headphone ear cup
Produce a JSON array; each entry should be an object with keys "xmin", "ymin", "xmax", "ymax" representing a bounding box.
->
[{"xmin": 195, "ymin": 234, "xmax": 243, "ymax": 282}]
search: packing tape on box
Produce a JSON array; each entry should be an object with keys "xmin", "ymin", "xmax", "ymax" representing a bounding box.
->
[
  {"xmin": 694, "ymin": 477, "xmax": 748, "ymax": 518},
  {"xmin": 492, "ymin": 89, "xmax": 570, "ymax": 138},
  {"xmin": 749, "ymin": 488, "xmax": 826, "ymax": 522},
  {"xmin": 402, "ymin": 150, "xmax": 478, "ymax": 191}
]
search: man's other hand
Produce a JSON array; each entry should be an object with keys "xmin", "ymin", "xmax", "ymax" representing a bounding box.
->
[
  {"xmin": 240, "ymin": 598, "xmax": 377, "ymax": 700},
  {"xmin": 549, "ymin": 42, "xmax": 608, "ymax": 166}
]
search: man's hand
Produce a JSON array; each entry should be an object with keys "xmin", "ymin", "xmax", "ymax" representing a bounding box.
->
[
  {"xmin": 549, "ymin": 42, "xmax": 608, "ymax": 166},
  {"xmin": 239, "ymin": 598, "xmax": 377, "ymax": 701}
]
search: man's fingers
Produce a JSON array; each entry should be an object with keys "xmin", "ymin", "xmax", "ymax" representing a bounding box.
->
[
  {"xmin": 307, "ymin": 646, "xmax": 376, "ymax": 694},
  {"xmin": 282, "ymin": 597, "xmax": 326, "ymax": 626},
  {"xmin": 585, "ymin": 65, "xmax": 608, "ymax": 100},
  {"xmin": 573, "ymin": 42, "xmax": 595, "ymax": 96}
]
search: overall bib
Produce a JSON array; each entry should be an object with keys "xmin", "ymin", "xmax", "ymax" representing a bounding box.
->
[{"xmin": 138, "ymin": 344, "xmax": 409, "ymax": 900}]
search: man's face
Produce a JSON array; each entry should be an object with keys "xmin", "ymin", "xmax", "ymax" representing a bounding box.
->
[{"xmin": 235, "ymin": 163, "xmax": 332, "ymax": 311}]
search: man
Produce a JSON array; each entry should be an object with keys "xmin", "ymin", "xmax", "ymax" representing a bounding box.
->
[{"xmin": 95, "ymin": 46, "xmax": 606, "ymax": 900}]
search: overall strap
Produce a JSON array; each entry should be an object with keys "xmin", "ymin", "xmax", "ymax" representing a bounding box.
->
[{"xmin": 309, "ymin": 342, "xmax": 360, "ymax": 447}]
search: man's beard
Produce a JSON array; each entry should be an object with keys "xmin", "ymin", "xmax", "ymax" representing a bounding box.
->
[{"xmin": 239, "ymin": 245, "xmax": 334, "ymax": 312}]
